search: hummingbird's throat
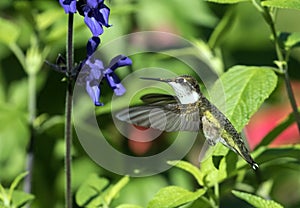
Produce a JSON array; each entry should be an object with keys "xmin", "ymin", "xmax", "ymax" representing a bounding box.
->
[{"xmin": 168, "ymin": 82, "xmax": 200, "ymax": 104}]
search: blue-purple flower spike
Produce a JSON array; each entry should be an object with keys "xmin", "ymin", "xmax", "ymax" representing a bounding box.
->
[
  {"xmin": 84, "ymin": 58, "xmax": 104, "ymax": 106},
  {"xmin": 104, "ymin": 55, "xmax": 132, "ymax": 96},
  {"xmin": 82, "ymin": 55, "xmax": 132, "ymax": 106},
  {"xmin": 59, "ymin": 0, "xmax": 132, "ymax": 106},
  {"xmin": 59, "ymin": 0, "xmax": 77, "ymax": 14},
  {"xmin": 87, "ymin": 36, "xmax": 101, "ymax": 57},
  {"xmin": 81, "ymin": 0, "xmax": 111, "ymax": 36}
]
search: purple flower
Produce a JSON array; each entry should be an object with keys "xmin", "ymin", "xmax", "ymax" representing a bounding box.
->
[
  {"xmin": 59, "ymin": 0, "xmax": 77, "ymax": 14},
  {"xmin": 78, "ymin": 0, "xmax": 111, "ymax": 36},
  {"xmin": 86, "ymin": 36, "xmax": 100, "ymax": 57},
  {"xmin": 80, "ymin": 55, "xmax": 132, "ymax": 106}
]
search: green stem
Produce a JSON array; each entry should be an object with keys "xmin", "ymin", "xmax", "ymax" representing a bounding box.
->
[
  {"xmin": 65, "ymin": 13, "xmax": 74, "ymax": 208},
  {"xmin": 282, "ymin": 69, "xmax": 300, "ymax": 133},
  {"xmin": 8, "ymin": 43, "xmax": 26, "ymax": 70},
  {"xmin": 208, "ymin": 7, "xmax": 235, "ymax": 49},
  {"xmin": 214, "ymin": 183, "xmax": 219, "ymax": 207},
  {"xmin": 23, "ymin": 73, "xmax": 36, "ymax": 196}
]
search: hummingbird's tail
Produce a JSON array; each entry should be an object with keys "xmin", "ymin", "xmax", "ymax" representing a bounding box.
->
[
  {"xmin": 250, "ymin": 160, "xmax": 259, "ymax": 171},
  {"xmin": 240, "ymin": 150, "xmax": 259, "ymax": 171}
]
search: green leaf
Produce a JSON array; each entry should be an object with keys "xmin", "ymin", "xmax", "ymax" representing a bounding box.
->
[
  {"xmin": 116, "ymin": 205, "xmax": 143, "ymax": 208},
  {"xmin": 112, "ymin": 176, "xmax": 168, "ymax": 207},
  {"xmin": 167, "ymin": 161, "xmax": 204, "ymax": 186},
  {"xmin": 38, "ymin": 115, "xmax": 64, "ymax": 134},
  {"xmin": 197, "ymin": 143, "xmax": 238, "ymax": 187},
  {"xmin": 232, "ymin": 190, "xmax": 284, "ymax": 208},
  {"xmin": 36, "ymin": 8, "xmax": 65, "ymax": 31},
  {"xmin": 147, "ymin": 186, "xmax": 205, "ymax": 208},
  {"xmin": 104, "ymin": 176, "xmax": 130, "ymax": 205},
  {"xmin": 262, "ymin": 0, "xmax": 300, "ymax": 11},
  {"xmin": 211, "ymin": 66, "xmax": 278, "ymax": 132},
  {"xmin": 284, "ymin": 33, "xmax": 300, "ymax": 49},
  {"xmin": 254, "ymin": 144, "xmax": 300, "ymax": 166},
  {"xmin": 206, "ymin": 0, "xmax": 249, "ymax": 4},
  {"xmin": 11, "ymin": 190, "xmax": 34, "ymax": 208},
  {"xmin": 0, "ymin": 18, "xmax": 20, "ymax": 44},
  {"xmin": 0, "ymin": 184, "xmax": 8, "ymax": 205},
  {"xmin": 8, "ymin": 172, "xmax": 28, "ymax": 202},
  {"xmin": 76, "ymin": 175, "xmax": 129, "ymax": 207},
  {"xmin": 75, "ymin": 174, "xmax": 109, "ymax": 207},
  {"xmin": 8, "ymin": 79, "xmax": 28, "ymax": 110}
]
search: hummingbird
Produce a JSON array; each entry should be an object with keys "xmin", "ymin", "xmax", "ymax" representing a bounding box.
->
[{"xmin": 116, "ymin": 75, "xmax": 259, "ymax": 170}]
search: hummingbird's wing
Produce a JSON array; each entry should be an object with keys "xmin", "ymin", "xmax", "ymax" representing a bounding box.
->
[
  {"xmin": 116, "ymin": 94, "xmax": 201, "ymax": 132},
  {"xmin": 140, "ymin": 93, "xmax": 178, "ymax": 105}
]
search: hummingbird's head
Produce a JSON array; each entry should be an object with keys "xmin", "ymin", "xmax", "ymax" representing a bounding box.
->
[{"xmin": 141, "ymin": 75, "xmax": 202, "ymax": 104}]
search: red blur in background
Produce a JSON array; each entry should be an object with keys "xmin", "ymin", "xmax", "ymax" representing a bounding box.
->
[{"xmin": 246, "ymin": 81, "xmax": 300, "ymax": 150}]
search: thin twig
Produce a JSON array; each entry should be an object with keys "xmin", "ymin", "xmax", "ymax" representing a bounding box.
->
[
  {"xmin": 253, "ymin": 2, "xmax": 300, "ymax": 133},
  {"xmin": 266, "ymin": 12, "xmax": 300, "ymax": 133},
  {"xmin": 65, "ymin": 13, "xmax": 74, "ymax": 208}
]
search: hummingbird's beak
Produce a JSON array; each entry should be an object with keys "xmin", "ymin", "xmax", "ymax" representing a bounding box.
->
[{"xmin": 140, "ymin": 77, "xmax": 172, "ymax": 83}]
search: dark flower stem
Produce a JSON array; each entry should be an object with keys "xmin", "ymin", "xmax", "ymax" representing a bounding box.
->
[
  {"xmin": 252, "ymin": 0, "xmax": 300, "ymax": 133},
  {"xmin": 65, "ymin": 13, "xmax": 74, "ymax": 208},
  {"xmin": 264, "ymin": 10, "xmax": 300, "ymax": 134}
]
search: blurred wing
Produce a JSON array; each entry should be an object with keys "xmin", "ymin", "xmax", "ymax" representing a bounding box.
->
[
  {"xmin": 140, "ymin": 93, "xmax": 178, "ymax": 105},
  {"xmin": 116, "ymin": 94, "xmax": 201, "ymax": 132}
]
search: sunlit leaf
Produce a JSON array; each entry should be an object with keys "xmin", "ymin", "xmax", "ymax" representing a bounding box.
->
[
  {"xmin": 284, "ymin": 33, "xmax": 300, "ymax": 49},
  {"xmin": 167, "ymin": 160, "xmax": 204, "ymax": 186},
  {"xmin": 76, "ymin": 175, "xmax": 129, "ymax": 207},
  {"xmin": 253, "ymin": 144, "xmax": 300, "ymax": 167},
  {"xmin": 212, "ymin": 66, "xmax": 278, "ymax": 132},
  {"xmin": 112, "ymin": 176, "xmax": 168, "ymax": 207},
  {"xmin": 11, "ymin": 190, "xmax": 34, "ymax": 208},
  {"xmin": 198, "ymin": 144, "xmax": 238, "ymax": 186},
  {"xmin": 9, "ymin": 172, "xmax": 28, "ymax": 199},
  {"xmin": 206, "ymin": 0, "xmax": 249, "ymax": 4},
  {"xmin": 0, "ymin": 18, "xmax": 20, "ymax": 44},
  {"xmin": 232, "ymin": 190, "xmax": 284, "ymax": 208},
  {"xmin": 36, "ymin": 8, "xmax": 65, "ymax": 31},
  {"xmin": 147, "ymin": 186, "xmax": 205, "ymax": 208},
  {"xmin": 262, "ymin": 0, "xmax": 300, "ymax": 11},
  {"xmin": 75, "ymin": 174, "xmax": 109, "ymax": 207},
  {"xmin": 103, "ymin": 176, "xmax": 129, "ymax": 205},
  {"xmin": 116, "ymin": 205, "xmax": 143, "ymax": 208}
]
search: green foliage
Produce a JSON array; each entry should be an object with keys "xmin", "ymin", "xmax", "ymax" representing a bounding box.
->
[
  {"xmin": 147, "ymin": 186, "xmax": 205, "ymax": 208},
  {"xmin": 212, "ymin": 66, "xmax": 278, "ymax": 132},
  {"xmin": 232, "ymin": 190, "xmax": 284, "ymax": 208},
  {"xmin": 262, "ymin": 0, "xmax": 300, "ymax": 11},
  {"xmin": 0, "ymin": 103, "xmax": 29, "ymax": 180},
  {"xmin": 111, "ymin": 175, "xmax": 169, "ymax": 207},
  {"xmin": 0, "ymin": 172, "xmax": 34, "ymax": 208},
  {"xmin": 206, "ymin": 0, "xmax": 249, "ymax": 4},
  {"xmin": 283, "ymin": 33, "xmax": 300, "ymax": 50},
  {"xmin": 1, "ymin": 0, "xmax": 300, "ymax": 207},
  {"xmin": 76, "ymin": 174, "xmax": 129, "ymax": 207},
  {"xmin": 167, "ymin": 161, "xmax": 203, "ymax": 186},
  {"xmin": 0, "ymin": 18, "xmax": 20, "ymax": 45},
  {"xmin": 116, "ymin": 205, "xmax": 143, "ymax": 208}
]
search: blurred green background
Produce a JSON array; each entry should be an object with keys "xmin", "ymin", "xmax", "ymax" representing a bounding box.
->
[{"xmin": 0, "ymin": 0, "xmax": 300, "ymax": 207}]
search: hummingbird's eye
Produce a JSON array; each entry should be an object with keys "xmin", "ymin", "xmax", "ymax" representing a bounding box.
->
[{"xmin": 177, "ymin": 78, "xmax": 184, "ymax": 83}]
